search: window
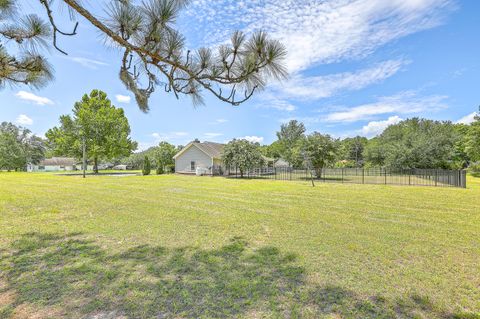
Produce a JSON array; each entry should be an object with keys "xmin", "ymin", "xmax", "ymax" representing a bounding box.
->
[{"xmin": 191, "ymin": 161, "xmax": 195, "ymax": 171}]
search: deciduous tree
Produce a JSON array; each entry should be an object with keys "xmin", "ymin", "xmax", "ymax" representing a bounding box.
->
[
  {"xmin": 364, "ymin": 118, "xmax": 461, "ymax": 169},
  {"xmin": 46, "ymin": 90, "xmax": 137, "ymax": 173},
  {"xmin": 302, "ymin": 132, "xmax": 338, "ymax": 177},
  {"xmin": 465, "ymin": 112, "xmax": 480, "ymax": 162},
  {"xmin": 0, "ymin": 122, "xmax": 45, "ymax": 171},
  {"xmin": 155, "ymin": 141, "xmax": 177, "ymax": 172},
  {"xmin": 276, "ymin": 120, "xmax": 305, "ymax": 167},
  {"xmin": 222, "ymin": 139, "xmax": 264, "ymax": 178}
]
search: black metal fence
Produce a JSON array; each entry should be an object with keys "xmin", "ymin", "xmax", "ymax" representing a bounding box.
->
[{"xmin": 228, "ymin": 167, "xmax": 467, "ymax": 188}]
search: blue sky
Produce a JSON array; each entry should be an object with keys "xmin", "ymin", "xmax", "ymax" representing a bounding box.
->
[{"xmin": 1, "ymin": 0, "xmax": 479, "ymax": 150}]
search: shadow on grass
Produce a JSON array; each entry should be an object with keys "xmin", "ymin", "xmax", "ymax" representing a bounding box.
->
[{"xmin": 0, "ymin": 233, "xmax": 476, "ymax": 318}]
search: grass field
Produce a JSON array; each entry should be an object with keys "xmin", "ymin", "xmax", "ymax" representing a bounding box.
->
[{"xmin": 0, "ymin": 173, "xmax": 479, "ymax": 318}]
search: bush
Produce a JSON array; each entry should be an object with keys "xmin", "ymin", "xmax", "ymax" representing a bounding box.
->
[
  {"xmin": 165, "ymin": 164, "xmax": 175, "ymax": 173},
  {"xmin": 469, "ymin": 162, "xmax": 480, "ymax": 177},
  {"xmin": 142, "ymin": 156, "xmax": 151, "ymax": 176},
  {"xmin": 156, "ymin": 165, "xmax": 164, "ymax": 175}
]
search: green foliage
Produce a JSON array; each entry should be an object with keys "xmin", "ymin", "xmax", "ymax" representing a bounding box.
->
[
  {"xmin": 122, "ymin": 142, "xmax": 180, "ymax": 171},
  {"xmin": 222, "ymin": 139, "xmax": 264, "ymax": 177},
  {"xmin": 0, "ymin": 2, "xmax": 53, "ymax": 89},
  {"xmin": 260, "ymin": 140, "xmax": 282, "ymax": 160},
  {"xmin": 155, "ymin": 163, "xmax": 164, "ymax": 175},
  {"xmin": 364, "ymin": 118, "xmax": 461, "ymax": 169},
  {"xmin": 276, "ymin": 120, "xmax": 306, "ymax": 166},
  {"xmin": 0, "ymin": 122, "xmax": 45, "ymax": 171},
  {"xmin": 338, "ymin": 136, "xmax": 368, "ymax": 167},
  {"xmin": 465, "ymin": 113, "xmax": 480, "ymax": 162},
  {"xmin": 142, "ymin": 156, "xmax": 151, "ymax": 176},
  {"xmin": 469, "ymin": 162, "xmax": 480, "ymax": 177},
  {"xmin": 155, "ymin": 141, "xmax": 177, "ymax": 172},
  {"xmin": 46, "ymin": 90, "xmax": 137, "ymax": 173},
  {"xmin": 122, "ymin": 147, "xmax": 157, "ymax": 169},
  {"xmin": 165, "ymin": 164, "xmax": 175, "ymax": 173},
  {"xmin": 302, "ymin": 132, "xmax": 338, "ymax": 176}
]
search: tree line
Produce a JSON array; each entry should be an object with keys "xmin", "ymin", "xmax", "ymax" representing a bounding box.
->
[
  {"xmin": 224, "ymin": 116, "xmax": 480, "ymax": 176},
  {"xmin": 1, "ymin": 89, "xmax": 479, "ymax": 176}
]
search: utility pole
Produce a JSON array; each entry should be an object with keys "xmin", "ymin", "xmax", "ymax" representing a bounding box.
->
[
  {"xmin": 302, "ymin": 150, "xmax": 315, "ymax": 187},
  {"xmin": 82, "ymin": 136, "xmax": 86, "ymax": 178}
]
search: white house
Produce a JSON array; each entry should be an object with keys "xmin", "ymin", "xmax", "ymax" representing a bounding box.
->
[
  {"xmin": 27, "ymin": 157, "xmax": 76, "ymax": 172},
  {"xmin": 173, "ymin": 140, "xmax": 276, "ymax": 176},
  {"xmin": 174, "ymin": 141, "xmax": 225, "ymax": 175}
]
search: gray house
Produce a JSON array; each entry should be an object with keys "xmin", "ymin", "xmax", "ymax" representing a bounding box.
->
[
  {"xmin": 27, "ymin": 157, "xmax": 76, "ymax": 172},
  {"xmin": 174, "ymin": 141, "xmax": 225, "ymax": 175}
]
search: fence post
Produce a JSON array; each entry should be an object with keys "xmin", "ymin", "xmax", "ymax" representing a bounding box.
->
[
  {"xmin": 462, "ymin": 170, "xmax": 467, "ymax": 188},
  {"xmin": 384, "ymin": 168, "xmax": 387, "ymax": 185},
  {"xmin": 362, "ymin": 168, "xmax": 365, "ymax": 184},
  {"xmin": 408, "ymin": 170, "xmax": 411, "ymax": 186},
  {"xmin": 435, "ymin": 169, "xmax": 438, "ymax": 187}
]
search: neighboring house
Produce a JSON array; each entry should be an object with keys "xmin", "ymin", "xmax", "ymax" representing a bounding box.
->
[
  {"xmin": 274, "ymin": 158, "xmax": 290, "ymax": 167},
  {"xmin": 27, "ymin": 157, "xmax": 76, "ymax": 172},
  {"xmin": 173, "ymin": 140, "xmax": 275, "ymax": 176},
  {"xmin": 112, "ymin": 164, "xmax": 131, "ymax": 170},
  {"xmin": 174, "ymin": 141, "xmax": 225, "ymax": 175}
]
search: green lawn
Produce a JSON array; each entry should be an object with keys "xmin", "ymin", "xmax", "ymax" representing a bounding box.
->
[{"xmin": 0, "ymin": 173, "xmax": 479, "ymax": 318}]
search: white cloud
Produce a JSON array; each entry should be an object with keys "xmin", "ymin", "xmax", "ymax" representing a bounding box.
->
[
  {"xmin": 325, "ymin": 91, "xmax": 448, "ymax": 123},
  {"xmin": 204, "ymin": 132, "xmax": 223, "ymax": 138},
  {"xmin": 69, "ymin": 57, "xmax": 108, "ymax": 69},
  {"xmin": 15, "ymin": 114, "xmax": 33, "ymax": 126},
  {"xmin": 115, "ymin": 95, "xmax": 131, "ymax": 103},
  {"xmin": 455, "ymin": 112, "xmax": 478, "ymax": 125},
  {"xmin": 15, "ymin": 91, "xmax": 54, "ymax": 106},
  {"xmin": 152, "ymin": 131, "xmax": 189, "ymax": 141},
  {"xmin": 360, "ymin": 116, "xmax": 403, "ymax": 137},
  {"xmin": 140, "ymin": 131, "xmax": 189, "ymax": 150},
  {"xmin": 184, "ymin": 0, "xmax": 454, "ymax": 72},
  {"xmin": 209, "ymin": 118, "xmax": 229, "ymax": 124},
  {"xmin": 277, "ymin": 59, "xmax": 407, "ymax": 100},
  {"xmin": 173, "ymin": 132, "xmax": 189, "ymax": 136},
  {"xmin": 240, "ymin": 135, "xmax": 264, "ymax": 143},
  {"xmin": 257, "ymin": 93, "xmax": 296, "ymax": 111}
]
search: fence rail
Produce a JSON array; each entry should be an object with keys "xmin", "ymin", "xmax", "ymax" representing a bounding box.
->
[{"xmin": 227, "ymin": 167, "xmax": 467, "ymax": 188}]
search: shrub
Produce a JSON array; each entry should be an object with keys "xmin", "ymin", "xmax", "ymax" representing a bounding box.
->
[
  {"xmin": 165, "ymin": 164, "xmax": 175, "ymax": 173},
  {"xmin": 469, "ymin": 162, "xmax": 480, "ymax": 177},
  {"xmin": 142, "ymin": 156, "xmax": 151, "ymax": 176},
  {"xmin": 156, "ymin": 164, "xmax": 164, "ymax": 175}
]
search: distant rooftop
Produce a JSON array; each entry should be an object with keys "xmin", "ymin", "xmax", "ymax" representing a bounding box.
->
[{"xmin": 39, "ymin": 157, "xmax": 76, "ymax": 166}]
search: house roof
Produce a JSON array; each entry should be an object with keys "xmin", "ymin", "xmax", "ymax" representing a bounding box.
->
[
  {"xmin": 39, "ymin": 157, "xmax": 76, "ymax": 166},
  {"xmin": 174, "ymin": 141, "xmax": 225, "ymax": 159}
]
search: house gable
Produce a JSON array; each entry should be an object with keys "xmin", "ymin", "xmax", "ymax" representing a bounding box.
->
[{"xmin": 174, "ymin": 144, "xmax": 213, "ymax": 174}]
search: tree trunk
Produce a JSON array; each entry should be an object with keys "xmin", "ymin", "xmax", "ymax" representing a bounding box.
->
[
  {"xmin": 94, "ymin": 157, "xmax": 98, "ymax": 174},
  {"xmin": 240, "ymin": 169, "xmax": 244, "ymax": 178}
]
